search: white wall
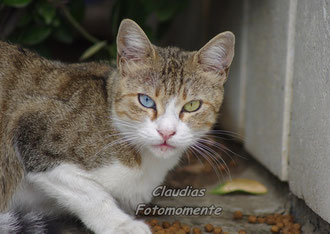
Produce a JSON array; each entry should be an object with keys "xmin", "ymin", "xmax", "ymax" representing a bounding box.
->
[{"xmin": 288, "ymin": 0, "xmax": 330, "ymax": 223}]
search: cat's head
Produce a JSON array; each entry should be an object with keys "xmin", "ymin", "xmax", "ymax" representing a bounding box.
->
[{"xmin": 112, "ymin": 19, "xmax": 234, "ymax": 159}]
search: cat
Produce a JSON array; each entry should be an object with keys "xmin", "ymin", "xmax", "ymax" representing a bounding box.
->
[{"xmin": 0, "ymin": 19, "xmax": 235, "ymax": 234}]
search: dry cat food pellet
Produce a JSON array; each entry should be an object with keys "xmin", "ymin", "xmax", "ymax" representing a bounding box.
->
[
  {"xmin": 275, "ymin": 217, "xmax": 283, "ymax": 223},
  {"xmin": 257, "ymin": 217, "xmax": 265, "ymax": 223},
  {"xmin": 233, "ymin": 210, "xmax": 243, "ymax": 219},
  {"xmin": 146, "ymin": 214, "xmax": 303, "ymax": 234},
  {"xmin": 293, "ymin": 223, "xmax": 301, "ymax": 230},
  {"xmin": 168, "ymin": 227, "xmax": 176, "ymax": 232},
  {"xmin": 175, "ymin": 230, "xmax": 186, "ymax": 234},
  {"xmin": 271, "ymin": 225, "xmax": 280, "ymax": 233},
  {"xmin": 266, "ymin": 217, "xmax": 276, "ymax": 225},
  {"xmin": 155, "ymin": 230, "xmax": 165, "ymax": 234},
  {"xmin": 283, "ymin": 214, "xmax": 294, "ymax": 221},
  {"xmin": 276, "ymin": 222, "xmax": 284, "ymax": 228},
  {"xmin": 162, "ymin": 221, "xmax": 171, "ymax": 229},
  {"xmin": 266, "ymin": 215, "xmax": 274, "ymax": 219},
  {"xmin": 150, "ymin": 219, "xmax": 159, "ymax": 226},
  {"xmin": 181, "ymin": 224, "xmax": 190, "ymax": 233},
  {"xmin": 192, "ymin": 227, "xmax": 202, "ymax": 234},
  {"xmin": 173, "ymin": 220, "xmax": 181, "ymax": 226},
  {"xmin": 213, "ymin": 227, "xmax": 222, "ymax": 234},
  {"xmin": 153, "ymin": 225, "xmax": 163, "ymax": 232},
  {"xmin": 248, "ymin": 215, "xmax": 257, "ymax": 223},
  {"xmin": 168, "ymin": 227, "xmax": 177, "ymax": 233},
  {"xmin": 283, "ymin": 220, "xmax": 293, "ymax": 227},
  {"xmin": 230, "ymin": 212, "xmax": 303, "ymax": 234},
  {"xmin": 282, "ymin": 227, "xmax": 296, "ymax": 234},
  {"xmin": 204, "ymin": 223, "xmax": 214, "ymax": 232}
]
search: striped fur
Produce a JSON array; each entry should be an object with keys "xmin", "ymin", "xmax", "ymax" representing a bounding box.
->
[{"xmin": 0, "ymin": 209, "xmax": 46, "ymax": 234}]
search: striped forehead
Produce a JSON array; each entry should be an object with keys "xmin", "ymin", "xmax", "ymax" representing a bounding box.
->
[{"xmin": 155, "ymin": 47, "xmax": 191, "ymax": 96}]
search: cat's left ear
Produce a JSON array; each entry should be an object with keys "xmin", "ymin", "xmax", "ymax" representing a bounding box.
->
[
  {"xmin": 116, "ymin": 19, "xmax": 155, "ymax": 68},
  {"xmin": 195, "ymin": 32, "xmax": 235, "ymax": 79}
]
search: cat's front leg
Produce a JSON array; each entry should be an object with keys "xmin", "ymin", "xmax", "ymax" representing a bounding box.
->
[{"xmin": 28, "ymin": 163, "xmax": 151, "ymax": 234}]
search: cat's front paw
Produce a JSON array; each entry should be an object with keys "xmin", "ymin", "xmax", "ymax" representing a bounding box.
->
[{"xmin": 114, "ymin": 219, "xmax": 151, "ymax": 234}]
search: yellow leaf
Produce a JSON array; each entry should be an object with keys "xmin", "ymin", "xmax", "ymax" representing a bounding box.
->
[
  {"xmin": 211, "ymin": 178, "xmax": 268, "ymax": 195},
  {"xmin": 80, "ymin": 41, "xmax": 107, "ymax": 61}
]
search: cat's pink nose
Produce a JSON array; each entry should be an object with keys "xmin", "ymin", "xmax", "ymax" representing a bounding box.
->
[{"xmin": 157, "ymin": 130, "xmax": 176, "ymax": 141}]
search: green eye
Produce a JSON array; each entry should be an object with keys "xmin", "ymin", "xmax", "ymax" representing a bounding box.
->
[{"xmin": 183, "ymin": 100, "xmax": 202, "ymax": 112}]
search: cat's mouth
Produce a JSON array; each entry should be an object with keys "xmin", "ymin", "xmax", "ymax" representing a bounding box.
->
[{"xmin": 153, "ymin": 142, "xmax": 176, "ymax": 152}]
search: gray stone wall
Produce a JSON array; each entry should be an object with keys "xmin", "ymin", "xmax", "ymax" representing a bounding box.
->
[
  {"xmin": 288, "ymin": 0, "xmax": 330, "ymax": 223},
  {"xmin": 243, "ymin": 0, "xmax": 293, "ymax": 181}
]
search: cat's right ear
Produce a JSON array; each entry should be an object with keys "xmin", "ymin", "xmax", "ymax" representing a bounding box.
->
[
  {"xmin": 194, "ymin": 31, "xmax": 235, "ymax": 81},
  {"xmin": 116, "ymin": 19, "xmax": 155, "ymax": 73}
]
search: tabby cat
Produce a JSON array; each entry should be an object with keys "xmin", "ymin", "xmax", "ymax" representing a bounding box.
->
[{"xmin": 0, "ymin": 19, "xmax": 235, "ymax": 234}]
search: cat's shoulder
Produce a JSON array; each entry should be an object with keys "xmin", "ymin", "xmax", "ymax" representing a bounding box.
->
[
  {"xmin": 0, "ymin": 41, "xmax": 41, "ymax": 61},
  {"xmin": 0, "ymin": 41, "xmax": 113, "ymax": 75}
]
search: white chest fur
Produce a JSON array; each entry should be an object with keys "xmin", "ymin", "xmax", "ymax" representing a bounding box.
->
[
  {"xmin": 12, "ymin": 150, "xmax": 181, "ymax": 224},
  {"xmin": 91, "ymin": 151, "xmax": 181, "ymax": 212}
]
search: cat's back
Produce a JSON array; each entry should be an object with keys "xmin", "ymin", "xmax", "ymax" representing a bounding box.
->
[
  {"xmin": 0, "ymin": 41, "xmax": 60, "ymax": 106},
  {"xmin": 0, "ymin": 41, "xmax": 112, "ymax": 115},
  {"xmin": 0, "ymin": 40, "xmax": 49, "ymax": 81}
]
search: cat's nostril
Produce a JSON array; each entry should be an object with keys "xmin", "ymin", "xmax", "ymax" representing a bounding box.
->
[{"xmin": 157, "ymin": 130, "xmax": 176, "ymax": 141}]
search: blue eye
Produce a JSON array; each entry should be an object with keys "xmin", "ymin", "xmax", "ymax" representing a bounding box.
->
[{"xmin": 138, "ymin": 94, "xmax": 156, "ymax": 109}]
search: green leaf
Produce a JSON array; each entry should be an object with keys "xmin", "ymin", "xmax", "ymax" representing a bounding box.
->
[
  {"xmin": 37, "ymin": 1, "xmax": 56, "ymax": 25},
  {"xmin": 20, "ymin": 26, "xmax": 52, "ymax": 45},
  {"xmin": 3, "ymin": 0, "xmax": 32, "ymax": 8},
  {"xmin": 211, "ymin": 178, "xmax": 268, "ymax": 195},
  {"xmin": 52, "ymin": 17, "xmax": 61, "ymax": 27},
  {"xmin": 80, "ymin": 41, "xmax": 107, "ymax": 61}
]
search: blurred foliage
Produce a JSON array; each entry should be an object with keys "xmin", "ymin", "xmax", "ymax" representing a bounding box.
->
[{"xmin": 0, "ymin": 0, "xmax": 189, "ymax": 60}]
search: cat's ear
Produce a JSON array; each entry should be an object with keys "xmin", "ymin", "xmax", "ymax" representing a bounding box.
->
[
  {"xmin": 116, "ymin": 19, "xmax": 155, "ymax": 67},
  {"xmin": 195, "ymin": 31, "xmax": 235, "ymax": 77}
]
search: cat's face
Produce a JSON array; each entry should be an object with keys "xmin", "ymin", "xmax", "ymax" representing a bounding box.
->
[{"xmin": 112, "ymin": 19, "xmax": 235, "ymax": 159}]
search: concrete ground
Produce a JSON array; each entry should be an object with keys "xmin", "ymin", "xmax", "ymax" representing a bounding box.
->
[
  {"xmin": 49, "ymin": 139, "xmax": 329, "ymax": 234},
  {"xmin": 143, "ymin": 141, "xmax": 292, "ymax": 234}
]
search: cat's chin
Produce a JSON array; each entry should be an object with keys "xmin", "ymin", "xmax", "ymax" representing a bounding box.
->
[{"xmin": 147, "ymin": 145, "xmax": 181, "ymax": 159}]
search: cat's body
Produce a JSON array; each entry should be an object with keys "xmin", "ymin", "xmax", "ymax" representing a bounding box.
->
[{"xmin": 0, "ymin": 19, "xmax": 234, "ymax": 233}]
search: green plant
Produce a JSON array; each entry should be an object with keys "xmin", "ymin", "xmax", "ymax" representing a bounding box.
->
[
  {"xmin": 0, "ymin": 0, "xmax": 84, "ymax": 57},
  {"xmin": 0, "ymin": 0, "xmax": 189, "ymax": 60}
]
